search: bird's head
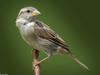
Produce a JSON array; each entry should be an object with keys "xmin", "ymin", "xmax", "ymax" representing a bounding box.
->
[{"xmin": 17, "ymin": 7, "xmax": 41, "ymax": 19}]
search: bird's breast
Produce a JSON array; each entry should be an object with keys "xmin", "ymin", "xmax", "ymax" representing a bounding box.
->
[{"xmin": 19, "ymin": 22, "xmax": 37, "ymax": 47}]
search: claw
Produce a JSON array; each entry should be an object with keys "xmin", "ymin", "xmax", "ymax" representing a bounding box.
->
[
  {"xmin": 34, "ymin": 61, "xmax": 40, "ymax": 66},
  {"xmin": 32, "ymin": 61, "xmax": 40, "ymax": 70}
]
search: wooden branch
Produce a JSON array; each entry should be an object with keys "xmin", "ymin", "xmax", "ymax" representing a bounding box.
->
[{"xmin": 32, "ymin": 50, "xmax": 40, "ymax": 75}]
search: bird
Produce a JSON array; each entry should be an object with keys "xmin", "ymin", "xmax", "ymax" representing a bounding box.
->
[{"xmin": 16, "ymin": 6, "xmax": 88, "ymax": 70}]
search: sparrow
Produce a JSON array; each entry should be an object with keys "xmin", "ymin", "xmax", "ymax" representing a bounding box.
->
[{"xmin": 16, "ymin": 6, "xmax": 88, "ymax": 70}]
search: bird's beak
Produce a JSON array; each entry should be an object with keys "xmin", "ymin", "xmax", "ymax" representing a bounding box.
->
[{"xmin": 32, "ymin": 10, "xmax": 40, "ymax": 16}]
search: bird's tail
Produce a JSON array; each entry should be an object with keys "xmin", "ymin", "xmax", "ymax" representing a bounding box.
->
[
  {"xmin": 58, "ymin": 46, "xmax": 89, "ymax": 70},
  {"xmin": 68, "ymin": 53, "xmax": 89, "ymax": 70}
]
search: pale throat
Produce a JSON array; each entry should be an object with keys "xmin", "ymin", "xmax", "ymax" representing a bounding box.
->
[
  {"xmin": 28, "ymin": 16, "xmax": 36, "ymax": 22},
  {"xmin": 16, "ymin": 16, "xmax": 36, "ymax": 26}
]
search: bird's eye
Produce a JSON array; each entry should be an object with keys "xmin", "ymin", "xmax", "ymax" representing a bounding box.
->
[{"xmin": 26, "ymin": 10, "xmax": 31, "ymax": 13}]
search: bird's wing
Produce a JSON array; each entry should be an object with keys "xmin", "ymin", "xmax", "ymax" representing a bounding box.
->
[{"xmin": 33, "ymin": 20, "xmax": 70, "ymax": 51}]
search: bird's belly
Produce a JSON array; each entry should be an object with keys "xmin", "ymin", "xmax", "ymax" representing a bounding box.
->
[
  {"xmin": 22, "ymin": 32, "xmax": 58, "ymax": 54},
  {"xmin": 20, "ymin": 26, "xmax": 58, "ymax": 54},
  {"xmin": 20, "ymin": 28, "xmax": 41, "ymax": 50},
  {"xmin": 37, "ymin": 37, "xmax": 58, "ymax": 55},
  {"xmin": 22, "ymin": 33, "xmax": 43, "ymax": 50}
]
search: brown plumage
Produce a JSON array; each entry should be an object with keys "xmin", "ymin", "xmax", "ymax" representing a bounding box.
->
[{"xmin": 16, "ymin": 6, "xmax": 89, "ymax": 70}]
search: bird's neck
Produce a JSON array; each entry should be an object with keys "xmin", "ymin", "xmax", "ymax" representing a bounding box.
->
[
  {"xmin": 16, "ymin": 16, "xmax": 36, "ymax": 28},
  {"xmin": 28, "ymin": 16, "xmax": 36, "ymax": 22}
]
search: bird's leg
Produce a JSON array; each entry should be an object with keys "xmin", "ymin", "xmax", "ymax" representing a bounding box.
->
[
  {"xmin": 34, "ymin": 55, "xmax": 50, "ymax": 66},
  {"xmin": 32, "ymin": 49, "xmax": 50, "ymax": 66},
  {"xmin": 39, "ymin": 56, "xmax": 50, "ymax": 64}
]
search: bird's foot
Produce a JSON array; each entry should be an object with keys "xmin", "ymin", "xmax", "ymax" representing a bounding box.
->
[
  {"xmin": 32, "ymin": 60, "xmax": 40, "ymax": 70},
  {"xmin": 33, "ymin": 60, "xmax": 40, "ymax": 66}
]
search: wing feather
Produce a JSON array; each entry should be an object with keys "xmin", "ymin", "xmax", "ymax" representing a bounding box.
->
[{"xmin": 34, "ymin": 20, "xmax": 69, "ymax": 51}]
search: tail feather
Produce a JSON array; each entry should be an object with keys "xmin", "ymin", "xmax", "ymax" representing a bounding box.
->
[
  {"xmin": 68, "ymin": 53, "xmax": 89, "ymax": 70},
  {"xmin": 73, "ymin": 58, "xmax": 89, "ymax": 70},
  {"xmin": 61, "ymin": 48, "xmax": 89, "ymax": 70}
]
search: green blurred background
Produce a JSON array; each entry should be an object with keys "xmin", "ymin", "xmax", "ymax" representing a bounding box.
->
[{"xmin": 0, "ymin": 0, "xmax": 100, "ymax": 75}]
